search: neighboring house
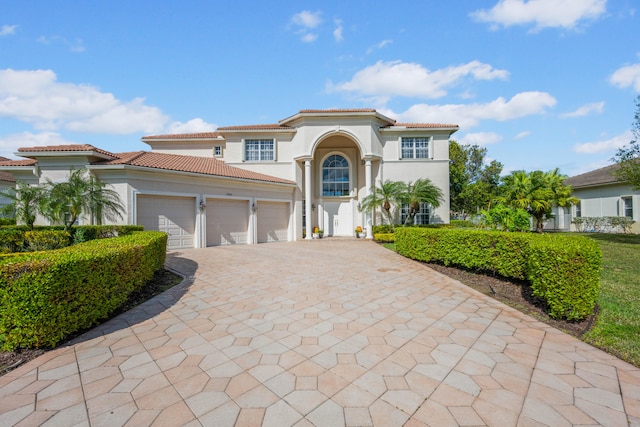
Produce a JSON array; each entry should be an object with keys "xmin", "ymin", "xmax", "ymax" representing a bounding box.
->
[
  {"xmin": 0, "ymin": 156, "xmax": 16, "ymax": 213},
  {"xmin": 0, "ymin": 109, "xmax": 458, "ymax": 248},
  {"xmin": 564, "ymin": 163, "xmax": 639, "ymax": 233}
]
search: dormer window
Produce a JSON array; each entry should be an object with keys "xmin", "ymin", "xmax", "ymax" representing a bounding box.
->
[{"xmin": 213, "ymin": 146, "xmax": 223, "ymax": 157}]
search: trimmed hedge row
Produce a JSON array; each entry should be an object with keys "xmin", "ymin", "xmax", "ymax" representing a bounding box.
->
[
  {"xmin": 0, "ymin": 231, "xmax": 167, "ymax": 350},
  {"xmin": 374, "ymin": 233, "xmax": 395, "ymax": 243},
  {"xmin": 0, "ymin": 225, "xmax": 144, "ymax": 253},
  {"xmin": 394, "ymin": 228, "xmax": 601, "ymax": 320}
]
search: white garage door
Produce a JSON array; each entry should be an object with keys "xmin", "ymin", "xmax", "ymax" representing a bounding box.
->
[
  {"xmin": 206, "ymin": 199, "xmax": 249, "ymax": 246},
  {"xmin": 257, "ymin": 201, "xmax": 289, "ymax": 243},
  {"xmin": 137, "ymin": 195, "xmax": 195, "ymax": 250}
]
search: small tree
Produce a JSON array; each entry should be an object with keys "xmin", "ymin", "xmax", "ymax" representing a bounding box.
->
[
  {"xmin": 612, "ymin": 95, "xmax": 640, "ymax": 190},
  {"xmin": 0, "ymin": 180, "xmax": 46, "ymax": 229},
  {"xmin": 359, "ymin": 180, "xmax": 405, "ymax": 229},
  {"xmin": 43, "ymin": 168, "xmax": 125, "ymax": 230},
  {"xmin": 398, "ymin": 178, "xmax": 444, "ymax": 225}
]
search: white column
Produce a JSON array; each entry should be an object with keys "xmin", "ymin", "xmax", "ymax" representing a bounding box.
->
[
  {"xmin": 365, "ymin": 159, "xmax": 373, "ymax": 239},
  {"xmin": 305, "ymin": 160, "xmax": 313, "ymax": 240}
]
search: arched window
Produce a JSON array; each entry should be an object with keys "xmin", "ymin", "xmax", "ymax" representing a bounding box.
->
[{"xmin": 322, "ymin": 154, "xmax": 350, "ymax": 197}]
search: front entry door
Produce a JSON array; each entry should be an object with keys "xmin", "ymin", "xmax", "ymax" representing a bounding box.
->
[{"xmin": 323, "ymin": 201, "xmax": 353, "ymax": 236}]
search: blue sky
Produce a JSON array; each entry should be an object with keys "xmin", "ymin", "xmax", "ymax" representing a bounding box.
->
[{"xmin": 1, "ymin": 0, "xmax": 639, "ymax": 177}]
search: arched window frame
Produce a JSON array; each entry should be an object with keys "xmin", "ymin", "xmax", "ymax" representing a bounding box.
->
[{"xmin": 319, "ymin": 152, "xmax": 352, "ymax": 198}]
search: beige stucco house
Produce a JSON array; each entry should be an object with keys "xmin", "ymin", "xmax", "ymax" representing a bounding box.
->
[
  {"xmin": 0, "ymin": 109, "xmax": 458, "ymax": 248},
  {"xmin": 564, "ymin": 163, "xmax": 639, "ymax": 233}
]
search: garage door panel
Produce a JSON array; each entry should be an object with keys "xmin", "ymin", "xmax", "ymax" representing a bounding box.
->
[
  {"xmin": 137, "ymin": 195, "xmax": 195, "ymax": 250},
  {"xmin": 257, "ymin": 201, "xmax": 289, "ymax": 243},
  {"xmin": 206, "ymin": 199, "xmax": 248, "ymax": 246}
]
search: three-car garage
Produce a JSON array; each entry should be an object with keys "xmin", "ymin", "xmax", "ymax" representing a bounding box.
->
[{"xmin": 136, "ymin": 194, "xmax": 291, "ymax": 249}]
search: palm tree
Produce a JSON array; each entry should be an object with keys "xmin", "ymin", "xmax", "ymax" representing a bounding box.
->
[
  {"xmin": 398, "ymin": 178, "xmax": 444, "ymax": 225},
  {"xmin": 498, "ymin": 169, "xmax": 577, "ymax": 233},
  {"xmin": 0, "ymin": 180, "xmax": 46, "ymax": 229},
  {"xmin": 359, "ymin": 180, "xmax": 405, "ymax": 228},
  {"xmin": 43, "ymin": 168, "xmax": 125, "ymax": 229}
]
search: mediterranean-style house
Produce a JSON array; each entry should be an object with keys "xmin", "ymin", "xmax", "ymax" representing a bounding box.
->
[
  {"xmin": 0, "ymin": 109, "xmax": 458, "ymax": 249},
  {"xmin": 564, "ymin": 162, "xmax": 639, "ymax": 233},
  {"xmin": 0, "ymin": 157, "xmax": 16, "ymax": 210}
]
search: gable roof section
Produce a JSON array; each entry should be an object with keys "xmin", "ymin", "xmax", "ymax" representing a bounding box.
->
[
  {"xmin": 216, "ymin": 124, "xmax": 295, "ymax": 132},
  {"xmin": 0, "ymin": 157, "xmax": 15, "ymax": 183},
  {"xmin": 565, "ymin": 163, "xmax": 621, "ymax": 188},
  {"xmin": 16, "ymin": 144, "xmax": 118, "ymax": 161},
  {"xmin": 94, "ymin": 151, "xmax": 295, "ymax": 185}
]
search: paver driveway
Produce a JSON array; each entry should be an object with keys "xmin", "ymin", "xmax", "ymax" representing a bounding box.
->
[{"xmin": 1, "ymin": 239, "xmax": 639, "ymax": 426}]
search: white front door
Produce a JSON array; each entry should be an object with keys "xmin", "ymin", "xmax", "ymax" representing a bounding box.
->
[{"xmin": 323, "ymin": 201, "xmax": 353, "ymax": 236}]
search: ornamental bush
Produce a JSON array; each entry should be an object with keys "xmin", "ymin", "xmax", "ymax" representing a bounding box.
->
[
  {"xmin": 374, "ymin": 233, "xmax": 395, "ymax": 243},
  {"xmin": 0, "ymin": 231, "xmax": 167, "ymax": 350},
  {"xmin": 24, "ymin": 230, "xmax": 71, "ymax": 251},
  {"xmin": 394, "ymin": 228, "xmax": 601, "ymax": 320}
]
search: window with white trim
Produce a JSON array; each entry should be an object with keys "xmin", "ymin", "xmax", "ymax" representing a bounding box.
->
[
  {"xmin": 322, "ymin": 155, "xmax": 350, "ymax": 197},
  {"xmin": 213, "ymin": 146, "xmax": 222, "ymax": 157},
  {"xmin": 400, "ymin": 202, "xmax": 431, "ymax": 225},
  {"xmin": 575, "ymin": 201, "xmax": 581, "ymax": 218},
  {"xmin": 623, "ymin": 197, "xmax": 633, "ymax": 218},
  {"xmin": 245, "ymin": 139, "xmax": 274, "ymax": 161},
  {"xmin": 401, "ymin": 137, "xmax": 430, "ymax": 159}
]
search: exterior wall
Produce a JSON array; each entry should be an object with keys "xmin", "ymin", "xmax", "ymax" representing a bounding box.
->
[
  {"xmin": 570, "ymin": 183, "xmax": 640, "ymax": 233},
  {"xmin": 147, "ymin": 141, "xmax": 223, "ymax": 158}
]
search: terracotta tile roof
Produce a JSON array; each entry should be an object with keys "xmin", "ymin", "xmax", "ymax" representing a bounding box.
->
[
  {"xmin": 390, "ymin": 122, "xmax": 459, "ymax": 129},
  {"xmin": 0, "ymin": 171, "xmax": 15, "ymax": 182},
  {"xmin": 0, "ymin": 159, "xmax": 38, "ymax": 167},
  {"xmin": 96, "ymin": 151, "xmax": 295, "ymax": 185},
  {"xmin": 565, "ymin": 163, "xmax": 622, "ymax": 188},
  {"xmin": 216, "ymin": 124, "xmax": 294, "ymax": 131},
  {"xmin": 17, "ymin": 144, "xmax": 117, "ymax": 159},
  {"xmin": 142, "ymin": 132, "xmax": 222, "ymax": 140},
  {"xmin": 298, "ymin": 108, "xmax": 378, "ymax": 113}
]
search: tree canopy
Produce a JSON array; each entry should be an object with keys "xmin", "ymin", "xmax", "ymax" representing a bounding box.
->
[
  {"xmin": 449, "ymin": 141, "xmax": 503, "ymax": 218},
  {"xmin": 613, "ymin": 95, "xmax": 640, "ymax": 190}
]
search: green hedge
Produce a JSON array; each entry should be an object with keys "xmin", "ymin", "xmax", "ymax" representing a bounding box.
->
[
  {"xmin": 394, "ymin": 228, "xmax": 601, "ymax": 320},
  {"xmin": 374, "ymin": 233, "xmax": 395, "ymax": 243},
  {"xmin": 0, "ymin": 225, "xmax": 144, "ymax": 253},
  {"xmin": 0, "ymin": 231, "xmax": 167, "ymax": 350}
]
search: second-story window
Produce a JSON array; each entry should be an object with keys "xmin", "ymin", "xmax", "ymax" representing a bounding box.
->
[{"xmin": 245, "ymin": 139, "xmax": 274, "ymax": 161}]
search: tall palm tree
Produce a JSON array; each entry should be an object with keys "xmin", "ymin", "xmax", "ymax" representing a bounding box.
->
[
  {"xmin": 359, "ymin": 180, "xmax": 405, "ymax": 228},
  {"xmin": 0, "ymin": 180, "xmax": 46, "ymax": 229},
  {"xmin": 43, "ymin": 168, "xmax": 125, "ymax": 229},
  {"xmin": 398, "ymin": 178, "xmax": 444, "ymax": 226}
]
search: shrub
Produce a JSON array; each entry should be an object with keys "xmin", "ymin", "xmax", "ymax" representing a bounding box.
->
[
  {"xmin": 0, "ymin": 218, "xmax": 16, "ymax": 226},
  {"xmin": 372, "ymin": 225, "xmax": 394, "ymax": 234},
  {"xmin": 0, "ymin": 231, "xmax": 167, "ymax": 350},
  {"xmin": 450, "ymin": 219, "xmax": 475, "ymax": 228},
  {"xmin": 480, "ymin": 204, "xmax": 531, "ymax": 232},
  {"xmin": 394, "ymin": 228, "xmax": 601, "ymax": 320},
  {"xmin": 374, "ymin": 233, "xmax": 395, "ymax": 243},
  {"xmin": 24, "ymin": 230, "xmax": 71, "ymax": 251},
  {"xmin": 0, "ymin": 228, "xmax": 26, "ymax": 253},
  {"xmin": 527, "ymin": 235, "xmax": 601, "ymax": 320}
]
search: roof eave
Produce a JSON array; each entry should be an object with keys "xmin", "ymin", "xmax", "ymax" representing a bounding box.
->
[
  {"xmin": 216, "ymin": 128, "xmax": 296, "ymax": 134},
  {"xmin": 141, "ymin": 136, "xmax": 225, "ymax": 143},
  {"xmin": 279, "ymin": 110, "xmax": 396, "ymax": 126},
  {"xmin": 88, "ymin": 164, "xmax": 297, "ymax": 187},
  {"xmin": 16, "ymin": 150, "xmax": 116, "ymax": 161}
]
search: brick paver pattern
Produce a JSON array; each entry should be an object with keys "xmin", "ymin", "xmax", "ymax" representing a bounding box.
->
[{"xmin": 1, "ymin": 240, "xmax": 639, "ymax": 426}]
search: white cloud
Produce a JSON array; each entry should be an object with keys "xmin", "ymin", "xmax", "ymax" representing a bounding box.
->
[
  {"xmin": 301, "ymin": 33, "xmax": 318, "ymax": 43},
  {"xmin": 166, "ymin": 118, "xmax": 216, "ymax": 134},
  {"xmin": 0, "ymin": 25, "xmax": 17, "ymax": 36},
  {"xmin": 0, "ymin": 131, "xmax": 76, "ymax": 159},
  {"xmin": 514, "ymin": 130, "xmax": 531, "ymax": 139},
  {"xmin": 381, "ymin": 91, "xmax": 557, "ymax": 128},
  {"xmin": 560, "ymin": 101, "xmax": 605, "ymax": 118},
  {"xmin": 610, "ymin": 63, "xmax": 640, "ymax": 92},
  {"xmin": 333, "ymin": 19, "xmax": 343, "ymax": 42},
  {"xmin": 291, "ymin": 10, "xmax": 322, "ymax": 29},
  {"xmin": 37, "ymin": 35, "xmax": 86, "ymax": 53},
  {"xmin": 458, "ymin": 132, "xmax": 503, "ymax": 146},
  {"xmin": 0, "ymin": 68, "xmax": 170, "ymax": 134},
  {"xmin": 573, "ymin": 130, "xmax": 633, "ymax": 154},
  {"xmin": 366, "ymin": 39, "xmax": 392, "ymax": 54},
  {"xmin": 470, "ymin": 0, "xmax": 607, "ymax": 31},
  {"xmin": 290, "ymin": 10, "xmax": 322, "ymax": 42},
  {"xmin": 328, "ymin": 60, "xmax": 509, "ymax": 103}
]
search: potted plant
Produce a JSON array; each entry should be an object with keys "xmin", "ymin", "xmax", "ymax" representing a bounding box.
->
[
  {"xmin": 312, "ymin": 226, "xmax": 320, "ymax": 239},
  {"xmin": 318, "ymin": 229, "xmax": 324, "ymax": 238},
  {"xmin": 355, "ymin": 225, "xmax": 363, "ymax": 238}
]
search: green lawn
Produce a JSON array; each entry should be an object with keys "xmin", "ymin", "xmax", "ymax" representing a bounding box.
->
[{"xmin": 580, "ymin": 233, "xmax": 640, "ymax": 367}]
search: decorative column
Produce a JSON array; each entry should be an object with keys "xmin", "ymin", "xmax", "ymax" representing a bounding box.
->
[
  {"xmin": 304, "ymin": 159, "xmax": 313, "ymax": 240},
  {"xmin": 365, "ymin": 159, "xmax": 373, "ymax": 239}
]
